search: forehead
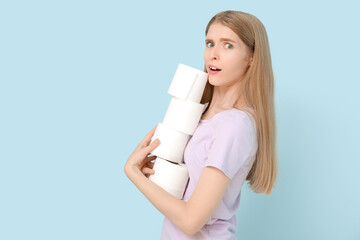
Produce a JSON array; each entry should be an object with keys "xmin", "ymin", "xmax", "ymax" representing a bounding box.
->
[{"xmin": 206, "ymin": 23, "xmax": 240, "ymax": 41}]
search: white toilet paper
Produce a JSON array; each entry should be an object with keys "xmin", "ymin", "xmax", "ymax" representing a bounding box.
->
[
  {"xmin": 150, "ymin": 123, "xmax": 190, "ymax": 163},
  {"xmin": 149, "ymin": 157, "xmax": 189, "ymax": 199},
  {"xmin": 168, "ymin": 64, "xmax": 208, "ymax": 102},
  {"xmin": 163, "ymin": 97, "xmax": 205, "ymax": 135}
]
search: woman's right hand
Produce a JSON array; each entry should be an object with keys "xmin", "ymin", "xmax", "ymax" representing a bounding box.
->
[
  {"xmin": 124, "ymin": 126, "xmax": 160, "ymax": 178},
  {"xmin": 141, "ymin": 155, "xmax": 156, "ymax": 177}
]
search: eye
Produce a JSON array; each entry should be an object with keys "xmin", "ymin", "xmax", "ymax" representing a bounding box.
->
[
  {"xmin": 225, "ymin": 43, "xmax": 233, "ymax": 49},
  {"xmin": 206, "ymin": 42, "xmax": 214, "ymax": 47}
]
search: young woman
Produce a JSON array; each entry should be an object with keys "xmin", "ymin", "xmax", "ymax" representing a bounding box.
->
[{"xmin": 124, "ymin": 10, "xmax": 277, "ymax": 239}]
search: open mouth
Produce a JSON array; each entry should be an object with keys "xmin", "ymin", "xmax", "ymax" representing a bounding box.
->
[
  {"xmin": 209, "ymin": 66, "xmax": 221, "ymax": 71},
  {"xmin": 208, "ymin": 65, "xmax": 222, "ymax": 74}
]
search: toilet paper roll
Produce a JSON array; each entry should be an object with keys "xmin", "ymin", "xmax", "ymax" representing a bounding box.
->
[
  {"xmin": 168, "ymin": 64, "xmax": 208, "ymax": 102},
  {"xmin": 163, "ymin": 97, "xmax": 205, "ymax": 135},
  {"xmin": 149, "ymin": 157, "xmax": 189, "ymax": 199},
  {"xmin": 151, "ymin": 123, "xmax": 190, "ymax": 163}
]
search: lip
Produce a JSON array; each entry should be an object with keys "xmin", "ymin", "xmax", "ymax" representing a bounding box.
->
[{"xmin": 208, "ymin": 64, "xmax": 222, "ymax": 75}]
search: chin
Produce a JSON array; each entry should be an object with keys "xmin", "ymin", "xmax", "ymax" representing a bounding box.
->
[{"xmin": 208, "ymin": 76, "xmax": 221, "ymax": 86}]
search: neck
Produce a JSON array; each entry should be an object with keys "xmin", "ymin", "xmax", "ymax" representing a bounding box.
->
[{"xmin": 209, "ymin": 81, "xmax": 246, "ymax": 110}]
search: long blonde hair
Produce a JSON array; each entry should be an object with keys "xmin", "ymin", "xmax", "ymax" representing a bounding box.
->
[{"xmin": 201, "ymin": 10, "xmax": 278, "ymax": 195}]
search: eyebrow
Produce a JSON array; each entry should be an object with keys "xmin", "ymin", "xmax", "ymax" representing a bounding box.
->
[{"xmin": 205, "ymin": 38, "xmax": 236, "ymax": 43}]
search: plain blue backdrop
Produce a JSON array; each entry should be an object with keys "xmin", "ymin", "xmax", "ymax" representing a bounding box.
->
[{"xmin": 1, "ymin": 0, "xmax": 359, "ymax": 239}]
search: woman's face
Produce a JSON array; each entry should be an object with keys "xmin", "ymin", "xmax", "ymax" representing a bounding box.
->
[{"xmin": 204, "ymin": 23, "xmax": 253, "ymax": 87}]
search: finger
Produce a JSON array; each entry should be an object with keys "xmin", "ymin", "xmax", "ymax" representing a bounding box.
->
[
  {"xmin": 141, "ymin": 167, "xmax": 155, "ymax": 175},
  {"xmin": 147, "ymin": 161, "xmax": 154, "ymax": 169},
  {"xmin": 147, "ymin": 155, "xmax": 157, "ymax": 161},
  {"xmin": 141, "ymin": 156, "xmax": 156, "ymax": 168},
  {"xmin": 145, "ymin": 161, "xmax": 155, "ymax": 169},
  {"xmin": 138, "ymin": 126, "xmax": 157, "ymax": 148},
  {"xmin": 141, "ymin": 155, "xmax": 157, "ymax": 166},
  {"xmin": 142, "ymin": 138, "xmax": 160, "ymax": 155}
]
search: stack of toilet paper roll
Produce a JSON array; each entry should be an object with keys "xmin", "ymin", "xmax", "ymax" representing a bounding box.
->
[{"xmin": 148, "ymin": 64, "xmax": 208, "ymax": 199}]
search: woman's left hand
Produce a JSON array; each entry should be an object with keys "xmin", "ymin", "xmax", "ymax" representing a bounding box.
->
[{"xmin": 124, "ymin": 126, "xmax": 161, "ymax": 177}]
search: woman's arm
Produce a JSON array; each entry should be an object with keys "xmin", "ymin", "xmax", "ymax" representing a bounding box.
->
[{"xmin": 124, "ymin": 128, "xmax": 230, "ymax": 235}]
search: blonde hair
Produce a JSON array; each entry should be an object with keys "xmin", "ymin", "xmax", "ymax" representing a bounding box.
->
[{"xmin": 201, "ymin": 10, "xmax": 278, "ymax": 195}]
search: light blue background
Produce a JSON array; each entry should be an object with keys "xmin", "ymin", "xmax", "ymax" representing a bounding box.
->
[{"xmin": 1, "ymin": 0, "xmax": 359, "ymax": 239}]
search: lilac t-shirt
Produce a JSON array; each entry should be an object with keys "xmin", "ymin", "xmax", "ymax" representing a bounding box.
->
[{"xmin": 161, "ymin": 108, "xmax": 258, "ymax": 240}]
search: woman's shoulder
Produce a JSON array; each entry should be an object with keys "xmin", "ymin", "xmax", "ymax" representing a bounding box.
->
[
  {"xmin": 205, "ymin": 108, "xmax": 256, "ymax": 137},
  {"xmin": 205, "ymin": 108, "xmax": 258, "ymax": 155},
  {"xmin": 210, "ymin": 108, "xmax": 254, "ymax": 126}
]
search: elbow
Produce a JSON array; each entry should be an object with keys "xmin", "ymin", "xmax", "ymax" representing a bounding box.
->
[
  {"xmin": 177, "ymin": 203, "xmax": 208, "ymax": 236},
  {"xmin": 182, "ymin": 225, "xmax": 197, "ymax": 236},
  {"xmin": 181, "ymin": 218, "xmax": 204, "ymax": 236}
]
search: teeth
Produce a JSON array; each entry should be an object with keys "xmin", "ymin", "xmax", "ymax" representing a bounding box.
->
[{"xmin": 210, "ymin": 67, "xmax": 217, "ymax": 70}]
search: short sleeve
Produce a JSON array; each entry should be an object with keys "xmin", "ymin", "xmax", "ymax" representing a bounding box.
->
[{"xmin": 205, "ymin": 114, "xmax": 256, "ymax": 179}]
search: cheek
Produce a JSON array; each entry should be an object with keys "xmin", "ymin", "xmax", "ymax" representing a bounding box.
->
[
  {"xmin": 232, "ymin": 53, "xmax": 250, "ymax": 70},
  {"xmin": 225, "ymin": 57, "xmax": 250, "ymax": 80}
]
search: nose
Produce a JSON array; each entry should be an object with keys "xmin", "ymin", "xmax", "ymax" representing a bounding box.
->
[
  {"xmin": 211, "ymin": 53, "xmax": 218, "ymax": 60},
  {"xmin": 209, "ymin": 46, "xmax": 219, "ymax": 60},
  {"xmin": 204, "ymin": 44, "xmax": 220, "ymax": 64}
]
